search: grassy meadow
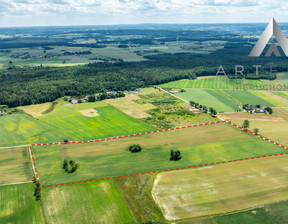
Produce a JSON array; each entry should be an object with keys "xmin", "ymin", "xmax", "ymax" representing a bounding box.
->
[
  {"xmin": 42, "ymin": 180, "xmax": 134, "ymax": 224},
  {"xmin": 0, "ymin": 100, "xmax": 155, "ymax": 147},
  {"xmin": 152, "ymin": 155, "xmax": 288, "ymax": 220},
  {"xmin": 0, "ymin": 183, "xmax": 44, "ymax": 224},
  {"xmin": 0, "ymin": 114, "xmax": 63, "ymax": 147},
  {"xmin": 37, "ymin": 100, "xmax": 155, "ymax": 141},
  {"xmin": 32, "ymin": 123, "xmax": 285, "ymax": 186}
]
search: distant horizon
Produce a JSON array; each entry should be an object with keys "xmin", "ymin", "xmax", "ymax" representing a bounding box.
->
[
  {"xmin": 1, "ymin": 21, "xmax": 288, "ymax": 29},
  {"xmin": 0, "ymin": 0, "xmax": 287, "ymax": 27}
]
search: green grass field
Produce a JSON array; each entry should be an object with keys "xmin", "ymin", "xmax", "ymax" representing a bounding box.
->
[
  {"xmin": 0, "ymin": 100, "xmax": 154, "ymax": 147},
  {"xmin": 175, "ymin": 89, "xmax": 240, "ymax": 112},
  {"xmin": 159, "ymin": 76, "xmax": 263, "ymax": 90},
  {"xmin": 38, "ymin": 101, "xmax": 155, "ymax": 141},
  {"xmin": 222, "ymin": 90, "xmax": 274, "ymax": 106},
  {"xmin": 214, "ymin": 208, "xmax": 277, "ymax": 224},
  {"xmin": 42, "ymin": 181, "xmax": 134, "ymax": 224},
  {"xmin": 265, "ymin": 201, "xmax": 288, "ymax": 223},
  {"xmin": 152, "ymin": 156, "xmax": 288, "ymax": 220},
  {"xmin": 0, "ymin": 114, "xmax": 63, "ymax": 147},
  {"xmin": 32, "ymin": 123, "xmax": 285, "ymax": 186},
  {"xmin": 0, "ymin": 183, "xmax": 44, "ymax": 224}
]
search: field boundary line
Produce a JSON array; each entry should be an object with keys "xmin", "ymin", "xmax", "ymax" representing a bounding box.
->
[
  {"xmin": 40, "ymin": 151, "xmax": 288, "ymax": 189},
  {"xmin": 223, "ymin": 120, "xmax": 288, "ymax": 149},
  {"xmin": 28, "ymin": 145, "xmax": 40, "ymax": 186},
  {"xmin": 30, "ymin": 121, "xmax": 224, "ymax": 147},
  {"xmin": 0, "ymin": 181, "xmax": 32, "ymax": 187},
  {"xmin": 29, "ymin": 117, "xmax": 288, "ymax": 190}
]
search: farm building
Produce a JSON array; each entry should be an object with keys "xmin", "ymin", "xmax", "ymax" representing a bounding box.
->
[
  {"xmin": 255, "ymin": 107, "xmax": 266, "ymax": 113},
  {"xmin": 71, "ymin": 99, "xmax": 78, "ymax": 104}
]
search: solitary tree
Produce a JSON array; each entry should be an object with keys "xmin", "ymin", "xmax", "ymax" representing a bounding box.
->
[
  {"xmin": 129, "ymin": 144, "xmax": 142, "ymax": 153},
  {"xmin": 170, "ymin": 150, "xmax": 182, "ymax": 161},
  {"xmin": 254, "ymin": 128, "xmax": 259, "ymax": 135},
  {"xmin": 64, "ymin": 139, "xmax": 68, "ymax": 144},
  {"xmin": 63, "ymin": 160, "xmax": 78, "ymax": 173},
  {"xmin": 243, "ymin": 120, "xmax": 250, "ymax": 129}
]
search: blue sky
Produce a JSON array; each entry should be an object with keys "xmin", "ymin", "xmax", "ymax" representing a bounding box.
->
[{"xmin": 0, "ymin": 0, "xmax": 287, "ymax": 27}]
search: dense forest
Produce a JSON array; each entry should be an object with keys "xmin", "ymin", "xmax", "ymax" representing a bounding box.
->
[{"xmin": 0, "ymin": 43, "xmax": 287, "ymax": 107}]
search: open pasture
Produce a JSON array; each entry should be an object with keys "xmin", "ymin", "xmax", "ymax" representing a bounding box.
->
[
  {"xmin": 0, "ymin": 183, "xmax": 44, "ymax": 224},
  {"xmin": 152, "ymin": 155, "xmax": 288, "ymax": 221},
  {"xmin": 32, "ymin": 123, "xmax": 285, "ymax": 186},
  {"xmin": 0, "ymin": 114, "xmax": 63, "ymax": 147},
  {"xmin": 0, "ymin": 100, "xmax": 154, "ymax": 147},
  {"xmin": 37, "ymin": 101, "xmax": 155, "ymax": 141},
  {"xmin": 42, "ymin": 181, "xmax": 134, "ymax": 224}
]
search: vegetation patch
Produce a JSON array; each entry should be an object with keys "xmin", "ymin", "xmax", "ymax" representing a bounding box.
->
[
  {"xmin": 41, "ymin": 102, "xmax": 58, "ymax": 114},
  {"xmin": 63, "ymin": 160, "xmax": 78, "ymax": 173}
]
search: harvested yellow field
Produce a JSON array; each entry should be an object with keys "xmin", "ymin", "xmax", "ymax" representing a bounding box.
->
[
  {"xmin": 0, "ymin": 147, "xmax": 32, "ymax": 184},
  {"xmin": 18, "ymin": 102, "xmax": 52, "ymax": 117},
  {"xmin": 105, "ymin": 94, "xmax": 155, "ymax": 118},
  {"xmin": 152, "ymin": 155, "xmax": 288, "ymax": 220}
]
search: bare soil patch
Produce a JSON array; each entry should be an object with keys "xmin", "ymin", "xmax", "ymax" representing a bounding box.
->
[{"xmin": 79, "ymin": 108, "xmax": 99, "ymax": 117}]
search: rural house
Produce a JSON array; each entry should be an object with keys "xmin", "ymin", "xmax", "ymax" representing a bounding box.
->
[{"xmin": 71, "ymin": 98, "xmax": 78, "ymax": 104}]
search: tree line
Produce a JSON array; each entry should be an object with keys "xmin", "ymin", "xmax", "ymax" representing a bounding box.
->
[{"xmin": 1, "ymin": 44, "xmax": 288, "ymax": 107}]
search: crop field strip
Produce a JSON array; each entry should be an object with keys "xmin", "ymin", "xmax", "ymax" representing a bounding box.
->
[
  {"xmin": 26, "ymin": 120, "xmax": 288, "ymax": 189},
  {"xmin": 159, "ymin": 76, "xmax": 264, "ymax": 90},
  {"xmin": 175, "ymin": 89, "xmax": 240, "ymax": 112}
]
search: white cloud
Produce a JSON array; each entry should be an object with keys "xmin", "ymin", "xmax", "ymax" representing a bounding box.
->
[{"xmin": 0, "ymin": 0, "xmax": 287, "ymax": 26}]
